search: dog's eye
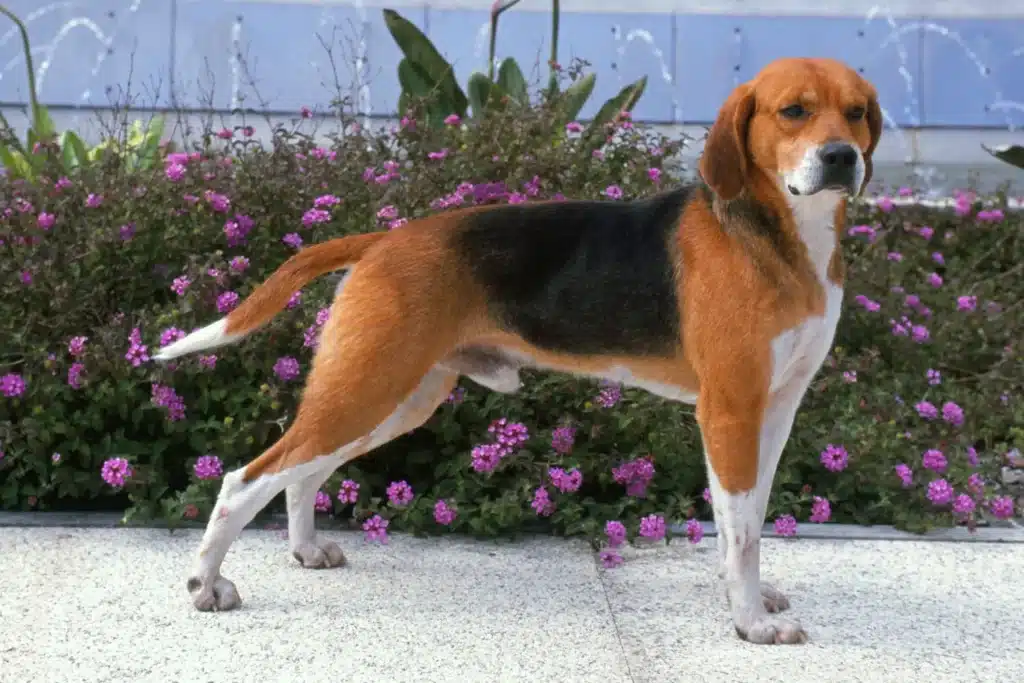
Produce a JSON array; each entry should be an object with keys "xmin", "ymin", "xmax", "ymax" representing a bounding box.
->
[
  {"xmin": 846, "ymin": 106, "xmax": 866, "ymax": 122},
  {"xmin": 779, "ymin": 104, "xmax": 807, "ymax": 120}
]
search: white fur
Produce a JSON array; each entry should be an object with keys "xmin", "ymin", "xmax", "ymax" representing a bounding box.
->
[
  {"xmin": 153, "ymin": 319, "xmax": 238, "ymax": 361},
  {"xmin": 187, "ymin": 367, "xmax": 455, "ymax": 611},
  {"xmin": 783, "ymin": 145, "xmax": 865, "ymax": 198},
  {"xmin": 709, "ymin": 189, "xmax": 845, "ymax": 644}
]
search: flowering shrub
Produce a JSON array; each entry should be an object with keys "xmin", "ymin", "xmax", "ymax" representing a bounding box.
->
[{"xmin": 0, "ymin": 90, "xmax": 1021, "ymax": 551}]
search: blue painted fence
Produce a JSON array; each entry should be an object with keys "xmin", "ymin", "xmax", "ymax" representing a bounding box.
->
[{"xmin": 1, "ymin": 1, "xmax": 1023, "ymax": 128}]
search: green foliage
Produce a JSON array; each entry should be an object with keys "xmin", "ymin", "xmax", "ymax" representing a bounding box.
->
[
  {"xmin": 982, "ymin": 143, "xmax": 1024, "ymax": 170},
  {"xmin": 383, "ymin": 5, "xmax": 647, "ymax": 140},
  {"xmin": 0, "ymin": 6, "xmax": 168, "ymax": 181},
  {"xmin": 0, "ymin": 83, "xmax": 1020, "ymax": 546}
]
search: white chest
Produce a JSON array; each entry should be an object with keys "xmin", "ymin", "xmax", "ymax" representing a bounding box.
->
[{"xmin": 770, "ymin": 283, "xmax": 843, "ymax": 392}]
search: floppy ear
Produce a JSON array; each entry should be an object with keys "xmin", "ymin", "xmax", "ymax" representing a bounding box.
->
[
  {"xmin": 860, "ymin": 92, "xmax": 883, "ymax": 195},
  {"xmin": 699, "ymin": 83, "xmax": 755, "ymax": 202}
]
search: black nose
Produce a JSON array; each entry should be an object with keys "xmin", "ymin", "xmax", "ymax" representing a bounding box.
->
[{"xmin": 819, "ymin": 142, "xmax": 858, "ymax": 168}]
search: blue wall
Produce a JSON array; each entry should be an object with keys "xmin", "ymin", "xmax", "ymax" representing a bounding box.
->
[{"xmin": 1, "ymin": 1, "xmax": 1023, "ymax": 128}]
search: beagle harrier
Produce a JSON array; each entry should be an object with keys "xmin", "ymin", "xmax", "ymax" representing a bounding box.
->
[{"xmin": 155, "ymin": 56, "xmax": 881, "ymax": 644}]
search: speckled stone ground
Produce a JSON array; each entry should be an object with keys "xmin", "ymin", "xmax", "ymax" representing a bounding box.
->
[{"xmin": 1, "ymin": 527, "xmax": 1021, "ymax": 683}]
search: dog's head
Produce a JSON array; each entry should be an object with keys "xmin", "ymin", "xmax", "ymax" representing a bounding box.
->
[{"xmin": 699, "ymin": 57, "xmax": 882, "ymax": 202}]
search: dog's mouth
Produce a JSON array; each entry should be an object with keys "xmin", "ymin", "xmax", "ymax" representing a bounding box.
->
[{"xmin": 786, "ymin": 182, "xmax": 854, "ymax": 197}]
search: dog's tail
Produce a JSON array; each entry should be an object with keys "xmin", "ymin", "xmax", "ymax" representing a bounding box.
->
[{"xmin": 153, "ymin": 232, "xmax": 385, "ymax": 361}]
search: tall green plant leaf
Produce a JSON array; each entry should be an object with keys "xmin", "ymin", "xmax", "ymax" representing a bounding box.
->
[
  {"xmin": 467, "ymin": 72, "xmax": 509, "ymax": 117},
  {"xmin": 59, "ymin": 130, "xmax": 88, "ymax": 169},
  {"xmin": 587, "ymin": 76, "xmax": 648, "ymax": 136},
  {"xmin": 560, "ymin": 73, "xmax": 596, "ymax": 124},
  {"xmin": 496, "ymin": 58, "xmax": 528, "ymax": 106},
  {"xmin": 982, "ymin": 143, "xmax": 1024, "ymax": 170},
  {"xmin": 0, "ymin": 144, "xmax": 33, "ymax": 180},
  {"xmin": 383, "ymin": 8, "xmax": 468, "ymax": 117}
]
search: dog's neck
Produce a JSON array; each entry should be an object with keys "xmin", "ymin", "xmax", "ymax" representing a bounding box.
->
[{"xmin": 782, "ymin": 188, "xmax": 844, "ymax": 286}]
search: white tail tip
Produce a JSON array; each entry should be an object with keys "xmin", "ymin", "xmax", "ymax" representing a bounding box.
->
[{"xmin": 153, "ymin": 319, "xmax": 238, "ymax": 361}]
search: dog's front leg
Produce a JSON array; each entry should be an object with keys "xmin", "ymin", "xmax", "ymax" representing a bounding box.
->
[{"xmin": 698, "ymin": 377, "xmax": 808, "ymax": 645}]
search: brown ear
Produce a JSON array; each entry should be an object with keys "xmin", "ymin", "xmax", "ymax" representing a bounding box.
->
[
  {"xmin": 860, "ymin": 94, "xmax": 883, "ymax": 195},
  {"xmin": 699, "ymin": 83, "xmax": 755, "ymax": 202}
]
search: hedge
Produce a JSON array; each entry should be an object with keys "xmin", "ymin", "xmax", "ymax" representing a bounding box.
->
[{"xmin": 1, "ymin": 93, "xmax": 1021, "ymax": 555}]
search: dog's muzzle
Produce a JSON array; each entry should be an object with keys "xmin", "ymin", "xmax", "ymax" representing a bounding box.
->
[{"xmin": 786, "ymin": 142, "xmax": 862, "ymax": 196}]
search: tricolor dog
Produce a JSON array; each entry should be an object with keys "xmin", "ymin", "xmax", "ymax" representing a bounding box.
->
[{"xmin": 155, "ymin": 57, "xmax": 881, "ymax": 644}]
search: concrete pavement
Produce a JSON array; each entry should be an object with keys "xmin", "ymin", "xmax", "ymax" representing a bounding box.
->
[{"xmin": 1, "ymin": 526, "xmax": 1022, "ymax": 683}]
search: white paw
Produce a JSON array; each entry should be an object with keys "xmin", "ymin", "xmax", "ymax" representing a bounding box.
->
[
  {"xmin": 187, "ymin": 575, "xmax": 242, "ymax": 612},
  {"xmin": 760, "ymin": 582, "xmax": 790, "ymax": 613},
  {"xmin": 735, "ymin": 612, "xmax": 807, "ymax": 645},
  {"xmin": 291, "ymin": 540, "xmax": 347, "ymax": 569}
]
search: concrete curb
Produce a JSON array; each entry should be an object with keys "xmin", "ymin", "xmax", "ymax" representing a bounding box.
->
[{"xmin": 2, "ymin": 511, "xmax": 1022, "ymax": 543}]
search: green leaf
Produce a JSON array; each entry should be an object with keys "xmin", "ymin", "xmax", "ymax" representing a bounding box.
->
[
  {"xmin": 496, "ymin": 58, "xmax": 528, "ymax": 106},
  {"xmin": 0, "ymin": 144, "xmax": 33, "ymax": 180},
  {"xmin": 587, "ymin": 75, "xmax": 648, "ymax": 137},
  {"xmin": 981, "ymin": 143, "xmax": 1024, "ymax": 170},
  {"xmin": 59, "ymin": 130, "xmax": 89, "ymax": 170},
  {"xmin": 383, "ymin": 8, "xmax": 467, "ymax": 117},
  {"xmin": 33, "ymin": 104, "xmax": 57, "ymax": 142},
  {"xmin": 467, "ymin": 72, "xmax": 509, "ymax": 117},
  {"xmin": 398, "ymin": 57, "xmax": 437, "ymax": 99},
  {"xmin": 560, "ymin": 73, "xmax": 596, "ymax": 124}
]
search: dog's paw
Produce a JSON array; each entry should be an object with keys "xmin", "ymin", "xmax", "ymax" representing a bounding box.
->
[
  {"xmin": 187, "ymin": 575, "xmax": 242, "ymax": 612},
  {"xmin": 734, "ymin": 613, "xmax": 807, "ymax": 645},
  {"xmin": 760, "ymin": 582, "xmax": 790, "ymax": 613},
  {"xmin": 292, "ymin": 540, "xmax": 347, "ymax": 569}
]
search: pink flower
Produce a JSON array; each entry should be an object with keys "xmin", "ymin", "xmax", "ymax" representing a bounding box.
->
[
  {"xmin": 605, "ymin": 520, "xmax": 627, "ymax": 547},
  {"xmin": 67, "ymin": 363, "xmax": 85, "ymax": 389},
  {"xmin": 876, "ymin": 196, "xmax": 894, "ymax": 212},
  {"xmin": 685, "ymin": 518, "xmax": 704, "ymax": 544},
  {"xmin": 922, "ymin": 449, "xmax": 947, "ymax": 473},
  {"xmin": 377, "ymin": 205, "xmax": 398, "ymax": 220},
  {"xmin": 941, "ymin": 401, "xmax": 964, "ymax": 427},
  {"xmin": 989, "ymin": 496, "xmax": 1015, "ymax": 519},
  {"xmin": 36, "ymin": 212, "xmax": 55, "ymax": 230},
  {"xmin": 85, "ymin": 193, "xmax": 103, "ymax": 208},
  {"xmin": 314, "ymin": 194, "xmax": 341, "ymax": 208},
  {"xmin": 895, "ymin": 463, "xmax": 914, "ymax": 487},
  {"xmin": 273, "ymin": 356, "xmax": 300, "ymax": 381},
  {"xmin": 952, "ymin": 494, "xmax": 976, "ymax": 515},
  {"xmin": 647, "ymin": 167, "xmax": 662, "ymax": 182},
  {"xmin": 362, "ymin": 514, "xmax": 389, "ymax": 543},
  {"xmin": 68, "ymin": 336, "xmax": 88, "ymax": 357},
  {"xmin": 773, "ymin": 514, "xmax": 798, "ymax": 536},
  {"xmin": 638, "ymin": 514, "xmax": 666, "ymax": 541},
  {"xmin": 427, "ymin": 148, "xmax": 449, "ymax": 161},
  {"xmin": 101, "ymin": 457, "xmax": 133, "ymax": 488},
  {"xmin": 314, "ymin": 491, "xmax": 332, "ymax": 513},
  {"xmin": 566, "ymin": 121, "xmax": 583, "ymax": 133},
  {"xmin": 602, "ymin": 185, "xmax": 623, "ymax": 200},
  {"xmin": 301, "ymin": 208, "xmax": 330, "ymax": 226},
  {"xmin": 229, "ymin": 256, "xmax": 250, "ymax": 273},
  {"xmin": 809, "ymin": 496, "xmax": 831, "ymax": 523},
  {"xmin": 918, "ymin": 225, "xmax": 934, "ymax": 240},
  {"xmin": 915, "ymin": 400, "xmax": 938, "ymax": 420},
  {"xmin": 386, "ymin": 480, "xmax": 414, "ymax": 507},
  {"xmin": 216, "ymin": 127, "xmax": 233, "ymax": 139},
  {"xmin": 282, "ymin": 232, "xmax": 303, "ymax": 249},
  {"xmin": 551, "ymin": 425, "xmax": 576, "ymax": 454},
  {"xmin": 548, "ymin": 467, "xmax": 582, "ymax": 493},
  {"xmin": 216, "ymin": 291, "xmax": 240, "ymax": 313},
  {"xmin": 819, "ymin": 443, "xmax": 849, "ymax": 472},
  {"xmin": 926, "ymin": 272, "xmax": 943, "ymax": 288},
  {"xmin": 170, "ymin": 276, "xmax": 191, "ymax": 296},
  {"xmin": 957, "ymin": 295, "xmax": 977, "ymax": 312},
  {"xmin": 300, "ymin": 106, "xmax": 313, "ymax": 119},
  {"xmin": 434, "ymin": 499, "xmax": 457, "ymax": 525},
  {"xmin": 203, "ymin": 191, "xmax": 230, "ymax": 213},
  {"xmin": 599, "ymin": 549, "xmax": 624, "ymax": 568},
  {"xmin": 193, "ymin": 455, "xmax": 224, "ymax": 480},
  {"xmin": 337, "ymin": 479, "xmax": 360, "ymax": 504},
  {"xmin": 444, "ymin": 113, "xmax": 461, "ymax": 126},
  {"xmin": 926, "ymin": 479, "xmax": 954, "ymax": 505},
  {"xmin": 531, "ymin": 487, "xmax": 555, "ymax": 516}
]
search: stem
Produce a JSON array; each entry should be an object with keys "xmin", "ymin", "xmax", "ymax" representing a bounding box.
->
[
  {"xmin": 0, "ymin": 5, "xmax": 43, "ymax": 138},
  {"xmin": 488, "ymin": 12, "xmax": 498, "ymax": 81},
  {"xmin": 548, "ymin": 0, "xmax": 560, "ymax": 96}
]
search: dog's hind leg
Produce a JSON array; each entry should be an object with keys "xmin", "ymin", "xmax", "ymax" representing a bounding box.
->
[
  {"xmin": 285, "ymin": 365, "xmax": 458, "ymax": 570},
  {"xmin": 185, "ymin": 252, "xmax": 465, "ymax": 612}
]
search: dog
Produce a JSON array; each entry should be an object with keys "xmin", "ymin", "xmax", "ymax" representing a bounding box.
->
[{"xmin": 154, "ymin": 56, "xmax": 881, "ymax": 644}]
